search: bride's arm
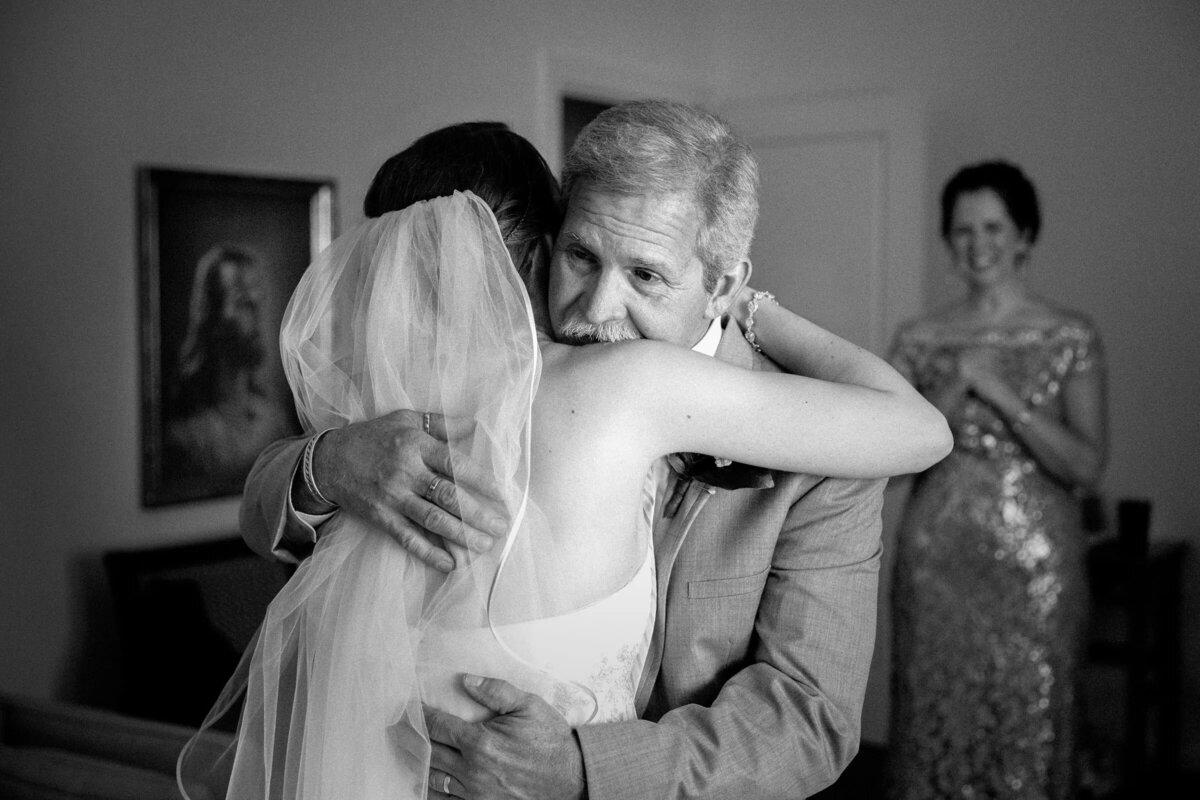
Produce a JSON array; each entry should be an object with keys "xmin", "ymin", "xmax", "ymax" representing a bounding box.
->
[
  {"xmin": 590, "ymin": 307, "xmax": 945, "ymax": 479},
  {"xmin": 728, "ymin": 286, "xmax": 906, "ymax": 393},
  {"xmin": 592, "ymin": 336, "xmax": 951, "ymax": 481},
  {"xmin": 722, "ymin": 286, "xmax": 951, "ymax": 475}
]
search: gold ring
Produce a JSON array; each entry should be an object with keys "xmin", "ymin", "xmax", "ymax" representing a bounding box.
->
[
  {"xmin": 426, "ymin": 476, "xmax": 442, "ymax": 502},
  {"xmin": 423, "ymin": 412, "xmax": 432, "ymax": 434}
]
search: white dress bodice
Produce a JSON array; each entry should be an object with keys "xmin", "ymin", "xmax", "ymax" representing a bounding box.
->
[{"xmin": 418, "ymin": 546, "xmax": 656, "ymax": 725}]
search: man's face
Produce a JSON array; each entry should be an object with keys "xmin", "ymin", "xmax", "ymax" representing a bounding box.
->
[{"xmin": 548, "ymin": 188, "xmax": 717, "ymax": 348}]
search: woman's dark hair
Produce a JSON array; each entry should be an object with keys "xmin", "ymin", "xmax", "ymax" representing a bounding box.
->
[
  {"xmin": 363, "ymin": 122, "xmax": 562, "ymax": 277},
  {"xmin": 940, "ymin": 160, "xmax": 1041, "ymax": 245}
]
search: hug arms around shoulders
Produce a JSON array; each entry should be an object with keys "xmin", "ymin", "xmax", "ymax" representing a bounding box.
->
[
  {"xmin": 731, "ymin": 287, "xmax": 951, "ymax": 476},
  {"xmin": 611, "ymin": 294, "xmax": 952, "ymax": 480},
  {"xmin": 730, "ymin": 287, "xmax": 918, "ymax": 396}
]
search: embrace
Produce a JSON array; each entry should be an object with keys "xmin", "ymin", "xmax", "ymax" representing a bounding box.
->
[{"xmin": 186, "ymin": 100, "xmax": 951, "ymax": 799}]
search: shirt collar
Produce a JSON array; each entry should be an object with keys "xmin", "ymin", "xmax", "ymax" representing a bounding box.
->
[{"xmin": 691, "ymin": 317, "xmax": 723, "ymax": 357}]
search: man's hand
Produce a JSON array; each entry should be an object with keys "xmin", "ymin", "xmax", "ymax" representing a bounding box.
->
[
  {"xmin": 307, "ymin": 410, "xmax": 509, "ymax": 571},
  {"xmin": 425, "ymin": 676, "xmax": 586, "ymax": 800}
]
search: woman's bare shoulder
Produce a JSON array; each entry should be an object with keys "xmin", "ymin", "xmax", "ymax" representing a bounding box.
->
[
  {"xmin": 538, "ymin": 340, "xmax": 665, "ymax": 410},
  {"xmin": 545, "ymin": 339, "xmax": 697, "ymax": 384},
  {"xmin": 532, "ymin": 341, "xmax": 677, "ymax": 483},
  {"xmin": 538, "ymin": 339, "xmax": 718, "ymax": 439}
]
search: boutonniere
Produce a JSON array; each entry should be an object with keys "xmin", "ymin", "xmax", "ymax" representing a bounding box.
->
[{"xmin": 665, "ymin": 452, "xmax": 775, "ymax": 491}]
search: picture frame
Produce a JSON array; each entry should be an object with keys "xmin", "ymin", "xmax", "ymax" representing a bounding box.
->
[{"xmin": 138, "ymin": 167, "xmax": 336, "ymax": 506}]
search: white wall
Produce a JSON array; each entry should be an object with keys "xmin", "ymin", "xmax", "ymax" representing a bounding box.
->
[{"xmin": 3, "ymin": 0, "xmax": 1198, "ymax": 768}]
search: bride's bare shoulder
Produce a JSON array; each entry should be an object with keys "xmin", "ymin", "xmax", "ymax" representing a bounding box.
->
[
  {"xmin": 532, "ymin": 342, "xmax": 676, "ymax": 476},
  {"xmin": 539, "ymin": 339, "xmax": 692, "ymax": 416},
  {"xmin": 546, "ymin": 339, "xmax": 684, "ymax": 379}
]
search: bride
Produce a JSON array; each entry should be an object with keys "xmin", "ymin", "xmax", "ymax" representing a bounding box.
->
[{"xmin": 181, "ymin": 121, "xmax": 949, "ymax": 799}]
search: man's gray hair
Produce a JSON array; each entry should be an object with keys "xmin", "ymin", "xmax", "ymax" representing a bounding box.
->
[{"xmin": 562, "ymin": 100, "xmax": 759, "ymax": 291}]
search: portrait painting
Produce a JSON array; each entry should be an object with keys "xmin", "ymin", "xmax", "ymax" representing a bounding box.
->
[{"xmin": 138, "ymin": 167, "xmax": 335, "ymax": 506}]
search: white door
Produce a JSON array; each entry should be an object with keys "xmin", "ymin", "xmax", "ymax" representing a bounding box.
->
[
  {"xmin": 720, "ymin": 92, "xmax": 926, "ymax": 355},
  {"xmin": 720, "ymin": 93, "xmax": 927, "ymax": 745}
]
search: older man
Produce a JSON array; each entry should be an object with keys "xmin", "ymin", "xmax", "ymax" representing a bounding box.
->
[{"xmin": 241, "ymin": 100, "xmax": 884, "ymax": 799}]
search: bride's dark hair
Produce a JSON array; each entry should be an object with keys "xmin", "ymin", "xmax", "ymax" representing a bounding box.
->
[{"xmin": 363, "ymin": 122, "xmax": 562, "ymax": 277}]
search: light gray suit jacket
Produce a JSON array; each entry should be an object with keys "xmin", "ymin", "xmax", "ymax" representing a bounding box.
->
[{"xmin": 240, "ymin": 323, "xmax": 885, "ymax": 800}]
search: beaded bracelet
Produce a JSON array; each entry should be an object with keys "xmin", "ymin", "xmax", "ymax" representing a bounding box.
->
[
  {"xmin": 743, "ymin": 290, "xmax": 776, "ymax": 354},
  {"xmin": 302, "ymin": 429, "xmax": 338, "ymax": 511}
]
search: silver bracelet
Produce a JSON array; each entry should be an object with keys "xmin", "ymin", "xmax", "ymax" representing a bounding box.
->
[
  {"xmin": 743, "ymin": 290, "xmax": 776, "ymax": 354},
  {"xmin": 302, "ymin": 429, "xmax": 338, "ymax": 510}
]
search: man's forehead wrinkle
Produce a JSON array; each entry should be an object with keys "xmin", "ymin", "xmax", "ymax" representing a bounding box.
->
[
  {"xmin": 593, "ymin": 210, "xmax": 687, "ymax": 248},
  {"xmin": 569, "ymin": 213, "xmax": 683, "ymax": 268},
  {"xmin": 574, "ymin": 193, "xmax": 691, "ymax": 238}
]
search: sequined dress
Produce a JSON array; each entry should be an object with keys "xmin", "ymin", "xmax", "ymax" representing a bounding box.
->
[{"xmin": 887, "ymin": 318, "xmax": 1102, "ymax": 800}]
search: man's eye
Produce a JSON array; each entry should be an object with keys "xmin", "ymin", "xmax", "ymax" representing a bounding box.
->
[
  {"xmin": 632, "ymin": 269, "xmax": 660, "ymax": 284},
  {"xmin": 566, "ymin": 247, "xmax": 594, "ymax": 270}
]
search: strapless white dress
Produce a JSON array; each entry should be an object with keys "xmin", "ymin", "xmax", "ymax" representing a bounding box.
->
[{"xmin": 419, "ymin": 546, "xmax": 655, "ymax": 725}]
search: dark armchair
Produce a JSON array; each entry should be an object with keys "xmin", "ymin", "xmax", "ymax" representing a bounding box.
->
[{"xmin": 103, "ymin": 535, "xmax": 292, "ymax": 729}]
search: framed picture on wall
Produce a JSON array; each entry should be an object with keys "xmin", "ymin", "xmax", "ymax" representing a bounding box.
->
[{"xmin": 137, "ymin": 167, "xmax": 336, "ymax": 506}]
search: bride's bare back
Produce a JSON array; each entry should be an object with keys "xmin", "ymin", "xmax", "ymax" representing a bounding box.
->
[{"xmin": 526, "ymin": 340, "xmax": 660, "ymax": 608}]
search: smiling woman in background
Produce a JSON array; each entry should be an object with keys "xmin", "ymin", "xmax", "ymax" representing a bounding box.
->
[{"xmin": 887, "ymin": 160, "xmax": 1108, "ymax": 800}]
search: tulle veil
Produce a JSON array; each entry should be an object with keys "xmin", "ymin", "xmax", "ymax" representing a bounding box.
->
[{"xmin": 178, "ymin": 191, "xmax": 622, "ymax": 799}]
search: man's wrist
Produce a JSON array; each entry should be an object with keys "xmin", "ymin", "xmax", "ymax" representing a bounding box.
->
[{"xmin": 293, "ymin": 430, "xmax": 339, "ymax": 514}]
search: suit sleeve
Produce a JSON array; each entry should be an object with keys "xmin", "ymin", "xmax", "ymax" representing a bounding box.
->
[
  {"xmin": 576, "ymin": 476, "xmax": 886, "ymax": 799},
  {"xmin": 239, "ymin": 434, "xmax": 322, "ymax": 563}
]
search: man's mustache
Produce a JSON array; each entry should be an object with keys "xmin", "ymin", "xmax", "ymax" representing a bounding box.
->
[{"xmin": 556, "ymin": 319, "xmax": 640, "ymax": 345}]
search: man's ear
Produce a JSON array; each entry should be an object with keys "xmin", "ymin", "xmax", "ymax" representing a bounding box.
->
[{"xmin": 705, "ymin": 258, "xmax": 752, "ymax": 319}]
